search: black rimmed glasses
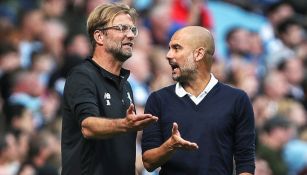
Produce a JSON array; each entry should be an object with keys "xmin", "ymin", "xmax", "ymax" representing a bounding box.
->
[{"xmin": 98, "ymin": 24, "xmax": 138, "ymax": 36}]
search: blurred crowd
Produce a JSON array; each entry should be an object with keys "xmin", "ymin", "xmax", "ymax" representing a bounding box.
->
[{"xmin": 0, "ymin": 0, "xmax": 306, "ymax": 175}]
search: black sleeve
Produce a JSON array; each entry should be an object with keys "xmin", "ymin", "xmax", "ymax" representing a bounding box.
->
[
  {"xmin": 64, "ymin": 68, "xmax": 100, "ymax": 126},
  {"xmin": 234, "ymin": 91, "xmax": 256, "ymax": 174},
  {"xmin": 141, "ymin": 92, "xmax": 163, "ymax": 153}
]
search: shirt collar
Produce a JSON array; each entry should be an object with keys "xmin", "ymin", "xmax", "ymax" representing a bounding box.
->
[
  {"xmin": 86, "ymin": 58, "xmax": 130, "ymax": 80},
  {"xmin": 175, "ymin": 73, "xmax": 218, "ymax": 98}
]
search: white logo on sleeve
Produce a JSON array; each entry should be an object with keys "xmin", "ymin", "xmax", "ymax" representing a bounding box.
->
[{"xmin": 104, "ymin": 92, "xmax": 111, "ymax": 106}]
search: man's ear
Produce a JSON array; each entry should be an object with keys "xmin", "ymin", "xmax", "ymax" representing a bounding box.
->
[
  {"xmin": 194, "ymin": 47, "xmax": 205, "ymax": 61},
  {"xmin": 94, "ymin": 30, "xmax": 104, "ymax": 45}
]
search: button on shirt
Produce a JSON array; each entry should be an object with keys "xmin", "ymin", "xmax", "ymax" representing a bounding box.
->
[{"xmin": 175, "ymin": 73, "xmax": 218, "ymax": 105}]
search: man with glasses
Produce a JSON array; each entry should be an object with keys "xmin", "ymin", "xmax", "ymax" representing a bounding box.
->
[{"xmin": 61, "ymin": 3, "xmax": 158, "ymax": 175}]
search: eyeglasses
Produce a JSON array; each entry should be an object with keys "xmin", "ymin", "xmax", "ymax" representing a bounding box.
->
[{"xmin": 98, "ymin": 24, "xmax": 138, "ymax": 36}]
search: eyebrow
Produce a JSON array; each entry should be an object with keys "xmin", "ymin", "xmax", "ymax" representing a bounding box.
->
[{"xmin": 169, "ymin": 43, "xmax": 182, "ymax": 49}]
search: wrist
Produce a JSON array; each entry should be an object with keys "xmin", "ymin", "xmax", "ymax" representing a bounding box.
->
[{"xmin": 116, "ymin": 118, "xmax": 129, "ymax": 132}]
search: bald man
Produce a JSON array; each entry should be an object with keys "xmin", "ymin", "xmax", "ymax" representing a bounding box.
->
[{"xmin": 141, "ymin": 26, "xmax": 255, "ymax": 175}]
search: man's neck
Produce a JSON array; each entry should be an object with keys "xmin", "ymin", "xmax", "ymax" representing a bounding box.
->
[
  {"xmin": 92, "ymin": 52, "xmax": 122, "ymax": 76},
  {"xmin": 181, "ymin": 73, "xmax": 211, "ymax": 97}
]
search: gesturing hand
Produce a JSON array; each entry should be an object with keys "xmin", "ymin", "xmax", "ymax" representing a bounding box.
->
[
  {"xmin": 168, "ymin": 122, "xmax": 199, "ymax": 150},
  {"xmin": 125, "ymin": 104, "xmax": 158, "ymax": 131}
]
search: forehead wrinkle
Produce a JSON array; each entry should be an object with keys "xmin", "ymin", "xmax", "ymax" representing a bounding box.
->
[
  {"xmin": 109, "ymin": 13, "xmax": 134, "ymax": 26},
  {"xmin": 170, "ymin": 33, "xmax": 192, "ymax": 50}
]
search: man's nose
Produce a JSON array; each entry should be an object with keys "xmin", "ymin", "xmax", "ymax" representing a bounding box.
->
[{"xmin": 166, "ymin": 50, "xmax": 173, "ymax": 60}]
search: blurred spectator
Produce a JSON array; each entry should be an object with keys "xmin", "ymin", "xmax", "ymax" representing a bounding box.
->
[
  {"xmin": 147, "ymin": 46, "xmax": 174, "ymax": 91},
  {"xmin": 255, "ymin": 158, "xmax": 272, "ymax": 175},
  {"xmin": 257, "ymin": 116, "xmax": 293, "ymax": 175},
  {"xmin": 266, "ymin": 17, "xmax": 306, "ymax": 68},
  {"xmin": 134, "ymin": 26, "xmax": 153, "ymax": 53},
  {"xmin": 27, "ymin": 131, "xmax": 60, "ymax": 175},
  {"xmin": 278, "ymin": 57, "xmax": 305, "ymax": 103},
  {"xmin": 30, "ymin": 51, "xmax": 55, "ymax": 87},
  {"xmin": 249, "ymin": 31, "xmax": 267, "ymax": 77},
  {"xmin": 276, "ymin": 18, "xmax": 305, "ymax": 51},
  {"xmin": 0, "ymin": 132, "xmax": 20, "ymax": 175},
  {"xmin": 40, "ymin": 18, "xmax": 67, "ymax": 65},
  {"xmin": 17, "ymin": 8, "xmax": 44, "ymax": 68},
  {"xmin": 278, "ymin": 99, "xmax": 307, "ymax": 128},
  {"xmin": 62, "ymin": 0, "xmax": 88, "ymax": 36},
  {"xmin": 48, "ymin": 33, "xmax": 90, "ymax": 95},
  {"xmin": 236, "ymin": 74, "xmax": 260, "ymax": 100},
  {"xmin": 0, "ymin": 43, "xmax": 20, "ymax": 77},
  {"xmin": 145, "ymin": 2, "xmax": 172, "ymax": 47},
  {"xmin": 40, "ymin": 0, "xmax": 66, "ymax": 19},
  {"xmin": 0, "ymin": 43, "xmax": 21, "ymax": 115},
  {"xmin": 259, "ymin": 1, "xmax": 294, "ymax": 58},
  {"xmin": 170, "ymin": 0, "xmax": 213, "ymax": 29},
  {"xmin": 17, "ymin": 162, "xmax": 37, "ymax": 175},
  {"xmin": 253, "ymin": 70, "xmax": 289, "ymax": 127},
  {"xmin": 225, "ymin": 27, "xmax": 252, "ymax": 61},
  {"xmin": 8, "ymin": 69, "xmax": 45, "ymax": 129},
  {"xmin": 15, "ymin": 131, "xmax": 31, "ymax": 165},
  {"xmin": 0, "ymin": 0, "xmax": 40, "ymax": 23},
  {"xmin": 226, "ymin": 58, "xmax": 258, "ymax": 88},
  {"xmin": 123, "ymin": 49, "xmax": 151, "ymax": 108},
  {"xmin": 0, "ymin": 18, "xmax": 20, "ymax": 48},
  {"xmin": 3, "ymin": 103, "xmax": 34, "ymax": 135},
  {"xmin": 64, "ymin": 33, "xmax": 90, "ymax": 59},
  {"xmin": 224, "ymin": 27, "xmax": 266, "ymax": 80}
]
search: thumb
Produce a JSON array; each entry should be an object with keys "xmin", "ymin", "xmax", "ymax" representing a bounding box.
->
[
  {"xmin": 172, "ymin": 122, "xmax": 178, "ymax": 135},
  {"xmin": 127, "ymin": 103, "xmax": 135, "ymax": 115}
]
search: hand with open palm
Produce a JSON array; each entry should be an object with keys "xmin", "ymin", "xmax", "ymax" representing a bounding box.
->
[
  {"xmin": 168, "ymin": 122, "xmax": 199, "ymax": 150},
  {"xmin": 124, "ymin": 104, "xmax": 158, "ymax": 131}
]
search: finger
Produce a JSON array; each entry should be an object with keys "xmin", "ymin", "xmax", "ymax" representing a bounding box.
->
[
  {"xmin": 150, "ymin": 115, "xmax": 158, "ymax": 121},
  {"xmin": 185, "ymin": 142, "xmax": 199, "ymax": 150},
  {"xmin": 133, "ymin": 114, "xmax": 156, "ymax": 122},
  {"xmin": 126, "ymin": 103, "xmax": 135, "ymax": 115},
  {"xmin": 172, "ymin": 122, "xmax": 178, "ymax": 135},
  {"xmin": 179, "ymin": 140, "xmax": 199, "ymax": 150},
  {"xmin": 136, "ymin": 117, "xmax": 159, "ymax": 127}
]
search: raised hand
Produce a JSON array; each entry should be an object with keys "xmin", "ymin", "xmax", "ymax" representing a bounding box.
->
[
  {"xmin": 168, "ymin": 122, "xmax": 199, "ymax": 150},
  {"xmin": 142, "ymin": 122, "xmax": 198, "ymax": 171},
  {"xmin": 124, "ymin": 104, "xmax": 158, "ymax": 131}
]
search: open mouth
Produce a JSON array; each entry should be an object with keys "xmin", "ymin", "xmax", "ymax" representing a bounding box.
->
[
  {"xmin": 169, "ymin": 62, "xmax": 179, "ymax": 71},
  {"xmin": 122, "ymin": 42, "xmax": 134, "ymax": 47}
]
